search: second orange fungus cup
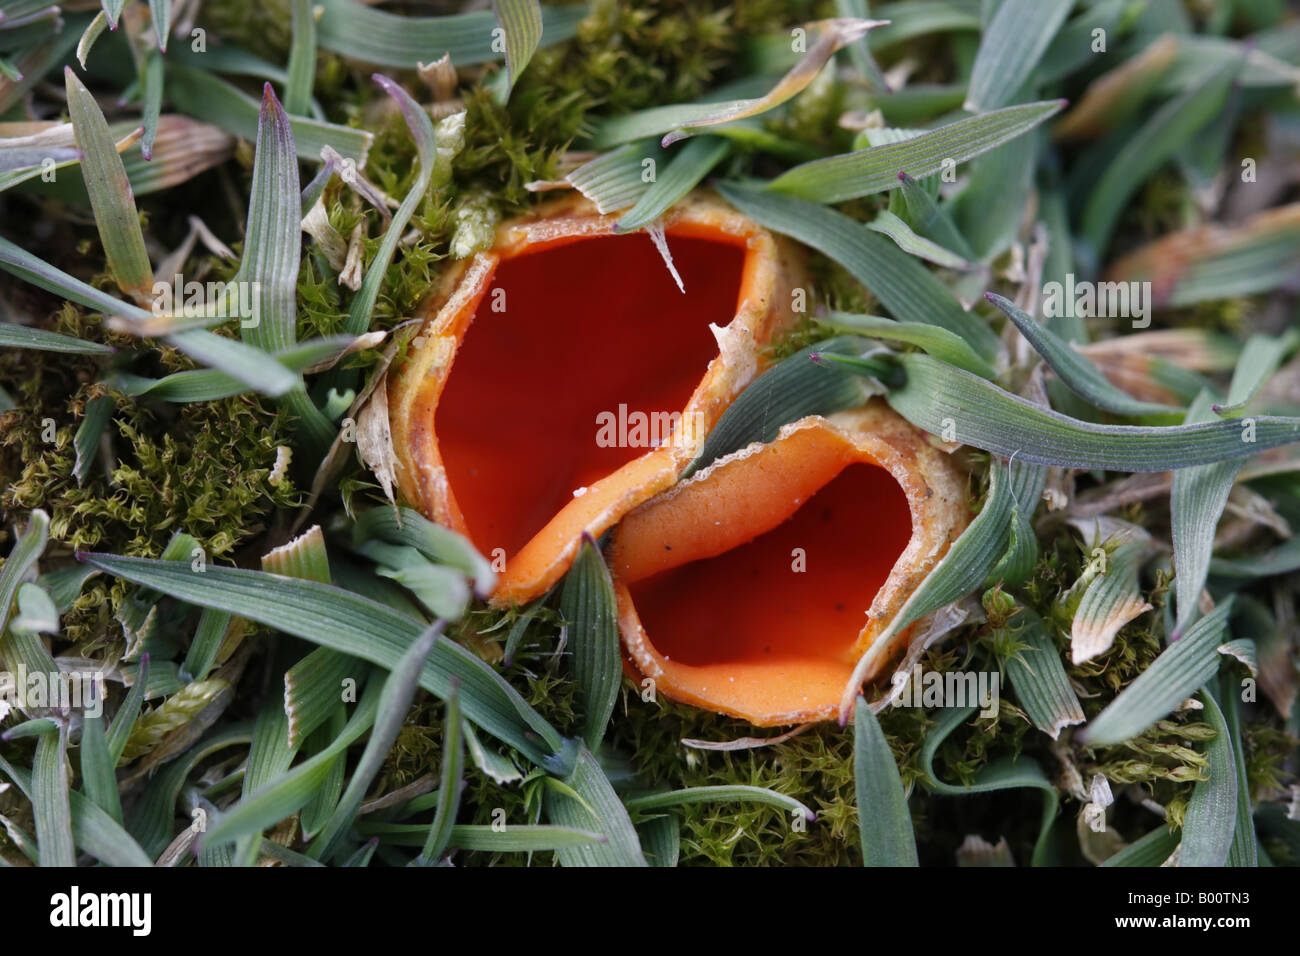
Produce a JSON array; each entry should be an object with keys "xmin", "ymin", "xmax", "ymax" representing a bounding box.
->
[{"xmin": 607, "ymin": 404, "xmax": 970, "ymax": 726}]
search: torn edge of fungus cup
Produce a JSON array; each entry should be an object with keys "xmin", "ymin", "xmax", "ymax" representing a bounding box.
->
[{"xmin": 388, "ymin": 190, "xmax": 972, "ymax": 725}]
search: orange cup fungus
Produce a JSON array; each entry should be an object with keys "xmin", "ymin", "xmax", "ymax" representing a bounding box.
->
[
  {"xmin": 607, "ymin": 405, "xmax": 969, "ymax": 726},
  {"xmin": 388, "ymin": 193, "xmax": 804, "ymax": 607},
  {"xmin": 389, "ymin": 191, "xmax": 971, "ymax": 724}
]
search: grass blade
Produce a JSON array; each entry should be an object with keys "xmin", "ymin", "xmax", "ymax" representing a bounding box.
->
[
  {"xmin": 819, "ymin": 314, "xmax": 995, "ymax": 379},
  {"xmin": 766, "ymin": 100, "xmax": 1063, "ymax": 203},
  {"xmin": 344, "ymin": 75, "xmax": 444, "ymax": 336},
  {"xmin": 1171, "ymin": 392, "xmax": 1242, "ymax": 638},
  {"xmin": 545, "ymin": 747, "xmax": 646, "ymax": 866},
  {"xmin": 593, "ymin": 19, "xmax": 884, "ymax": 148},
  {"xmin": 33, "ymin": 722, "xmax": 75, "ymax": 866},
  {"xmin": 615, "ymin": 135, "xmax": 730, "ymax": 232},
  {"xmin": 682, "ymin": 335, "xmax": 869, "ymax": 478},
  {"xmin": 166, "ymin": 63, "xmax": 371, "ymax": 166},
  {"xmin": 64, "ymin": 66, "xmax": 153, "ymax": 300},
  {"xmin": 1002, "ymin": 607, "xmax": 1084, "ymax": 739},
  {"xmin": 239, "ymin": 84, "xmax": 300, "ymax": 354},
  {"xmin": 0, "ymin": 508, "xmax": 49, "ymax": 642},
  {"xmin": 719, "ymin": 184, "xmax": 1001, "ymax": 359},
  {"xmin": 918, "ymin": 705, "xmax": 1059, "ymax": 866},
  {"xmin": 0, "ymin": 321, "xmax": 115, "ymax": 354},
  {"xmin": 78, "ymin": 680, "xmax": 122, "ymax": 824},
  {"xmin": 419, "ymin": 683, "xmax": 463, "ymax": 864},
  {"xmin": 986, "ymin": 292, "xmax": 1182, "ymax": 419},
  {"xmin": 107, "ymin": 653, "xmax": 149, "ymax": 766},
  {"xmin": 564, "ymin": 139, "xmax": 666, "ymax": 214},
  {"xmin": 1080, "ymin": 58, "xmax": 1240, "ymax": 259},
  {"xmin": 491, "ymin": 0, "xmax": 542, "ymax": 93},
  {"xmin": 854, "ymin": 698, "xmax": 918, "ymax": 866},
  {"xmin": 964, "ymin": 0, "xmax": 1073, "ymax": 112},
  {"xmin": 885, "ymin": 352, "xmax": 1300, "ymax": 471},
  {"xmin": 559, "ymin": 536, "xmax": 620, "ymax": 750},
  {"xmin": 313, "ymin": 0, "xmax": 585, "ymax": 70},
  {"xmin": 1101, "ymin": 824, "xmax": 1179, "ymax": 866},
  {"xmin": 0, "ymin": 751, "xmax": 153, "ymax": 866},
  {"xmin": 284, "ymin": 0, "xmax": 316, "ymax": 115},
  {"xmin": 1179, "ymin": 688, "xmax": 1237, "ymax": 867},
  {"xmin": 623, "ymin": 786, "xmax": 813, "ymax": 821},
  {"xmin": 77, "ymin": 553, "xmax": 562, "ymax": 764},
  {"xmin": 308, "ymin": 624, "xmax": 441, "ymax": 862},
  {"xmin": 1080, "ymin": 599, "xmax": 1235, "ymax": 746}
]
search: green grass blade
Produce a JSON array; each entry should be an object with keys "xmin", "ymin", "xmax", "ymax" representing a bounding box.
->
[
  {"xmin": 1002, "ymin": 607, "xmax": 1084, "ymax": 739},
  {"xmin": 886, "ymin": 352, "xmax": 1300, "ymax": 471},
  {"xmin": 1, "ymin": 508, "xmax": 49, "ymax": 641},
  {"xmin": 78, "ymin": 681, "xmax": 122, "ymax": 824},
  {"xmin": 64, "ymin": 66, "xmax": 153, "ymax": 299},
  {"xmin": 352, "ymin": 506, "xmax": 495, "ymax": 599},
  {"xmin": 419, "ymin": 683, "xmax": 463, "ymax": 864},
  {"xmin": 765, "ymin": 100, "xmax": 1063, "ymax": 203},
  {"xmin": 986, "ymin": 293, "xmax": 1182, "ymax": 419},
  {"xmin": 559, "ymin": 536, "xmax": 620, "ymax": 751},
  {"xmin": 854, "ymin": 699, "xmax": 918, "ymax": 866},
  {"xmin": 1, "ymin": 750, "xmax": 153, "ymax": 866},
  {"xmin": 819, "ymin": 313, "xmax": 995, "ymax": 378},
  {"xmin": 964, "ymin": 0, "xmax": 1073, "ymax": 112},
  {"xmin": 357, "ymin": 821, "xmax": 605, "ymax": 852},
  {"xmin": 344, "ymin": 74, "xmax": 439, "ymax": 335},
  {"xmin": 166, "ymin": 63, "xmax": 371, "ymax": 166},
  {"xmin": 637, "ymin": 814, "xmax": 680, "ymax": 867},
  {"xmin": 719, "ymin": 184, "xmax": 1001, "ymax": 359},
  {"xmin": 593, "ymin": 20, "xmax": 883, "ymax": 148},
  {"xmin": 147, "ymin": 0, "xmax": 169, "ymax": 50},
  {"xmin": 615, "ymin": 135, "xmax": 730, "ymax": 232},
  {"xmin": 545, "ymin": 747, "xmax": 647, "ymax": 866},
  {"xmin": 682, "ymin": 335, "xmax": 869, "ymax": 478},
  {"xmin": 314, "ymin": 0, "xmax": 585, "ymax": 70},
  {"xmin": 239, "ymin": 83, "xmax": 300, "ymax": 354},
  {"xmin": 33, "ymin": 723, "xmax": 75, "ymax": 866},
  {"xmin": 1171, "ymin": 392, "xmax": 1242, "ymax": 637},
  {"xmin": 125, "ymin": 722, "xmax": 251, "ymax": 858},
  {"xmin": 1179, "ymin": 688, "xmax": 1238, "ymax": 867},
  {"xmin": 77, "ymin": 553, "xmax": 562, "ymax": 764},
  {"xmin": 308, "ymin": 624, "xmax": 440, "ymax": 862},
  {"xmin": 72, "ymin": 393, "xmax": 112, "ymax": 486},
  {"xmin": 1080, "ymin": 599, "xmax": 1235, "ymax": 746},
  {"xmin": 624, "ymin": 786, "xmax": 814, "ymax": 821},
  {"xmin": 1101, "ymin": 824, "xmax": 1179, "ymax": 866},
  {"xmin": 918, "ymin": 705, "xmax": 1059, "ymax": 866},
  {"xmin": 179, "ymin": 608, "xmax": 231, "ymax": 684},
  {"xmin": 565, "ymin": 139, "xmax": 667, "ymax": 214},
  {"xmin": 866, "ymin": 209, "xmax": 971, "ymax": 270},
  {"xmin": 898, "ymin": 171, "xmax": 975, "ymax": 260},
  {"xmin": 202, "ymin": 678, "xmax": 382, "ymax": 849},
  {"xmin": 107, "ymin": 652, "xmax": 148, "ymax": 766},
  {"xmin": 0, "ymin": 321, "xmax": 115, "ymax": 354},
  {"xmin": 492, "ymin": 0, "xmax": 542, "ymax": 93},
  {"xmin": 284, "ymin": 0, "xmax": 316, "ymax": 115},
  {"xmin": 1080, "ymin": 58, "xmax": 1241, "ymax": 260},
  {"xmin": 1219, "ymin": 674, "xmax": 1258, "ymax": 867},
  {"xmin": 140, "ymin": 48, "xmax": 162, "ymax": 160}
]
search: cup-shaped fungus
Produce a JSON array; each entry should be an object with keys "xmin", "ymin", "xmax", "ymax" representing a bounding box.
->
[
  {"xmin": 388, "ymin": 193, "xmax": 803, "ymax": 606},
  {"xmin": 607, "ymin": 404, "xmax": 970, "ymax": 726}
]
